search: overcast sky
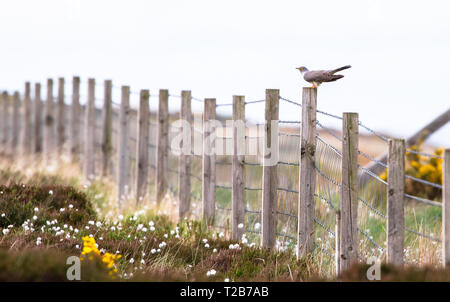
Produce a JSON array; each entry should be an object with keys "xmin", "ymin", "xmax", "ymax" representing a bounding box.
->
[{"xmin": 1, "ymin": 0, "xmax": 449, "ymax": 146}]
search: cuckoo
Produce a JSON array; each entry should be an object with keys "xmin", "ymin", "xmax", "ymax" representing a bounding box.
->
[{"xmin": 296, "ymin": 65, "xmax": 351, "ymax": 88}]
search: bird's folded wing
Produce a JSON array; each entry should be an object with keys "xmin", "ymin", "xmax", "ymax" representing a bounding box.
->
[{"xmin": 304, "ymin": 71, "xmax": 332, "ymax": 82}]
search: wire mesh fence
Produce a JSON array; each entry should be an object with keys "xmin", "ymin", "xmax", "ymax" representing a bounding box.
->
[{"xmin": 0, "ymin": 78, "xmax": 448, "ymax": 273}]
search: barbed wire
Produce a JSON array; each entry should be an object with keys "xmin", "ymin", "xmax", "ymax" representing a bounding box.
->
[
  {"xmin": 279, "ymin": 96, "xmax": 302, "ymax": 107},
  {"xmin": 405, "ymin": 193, "xmax": 442, "ymax": 207},
  {"xmin": 405, "ymin": 174, "xmax": 442, "ymax": 189},
  {"xmin": 279, "ymin": 120, "xmax": 301, "ymax": 124},
  {"xmin": 316, "ymin": 120, "xmax": 342, "ymax": 142},
  {"xmin": 314, "ymin": 217, "xmax": 335, "ymax": 238},
  {"xmin": 358, "ymin": 121, "xmax": 390, "ymax": 142},
  {"xmin": 358, "ymin": 227, "xmax": 385, "ymax": 252},
  {"xmin": 406, "ymin": 149, "xmax": 443, "ymax": 159}
]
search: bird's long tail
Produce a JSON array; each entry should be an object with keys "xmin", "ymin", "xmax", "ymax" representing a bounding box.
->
[{"xmin": 331, "ymin": 65, "xmax": 351, "ymax": 74}]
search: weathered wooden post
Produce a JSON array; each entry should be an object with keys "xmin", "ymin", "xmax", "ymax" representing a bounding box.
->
[
  {"xmin": 1, "ymin": 92, "xmax": 9, "ymax": 150},
  {"xmin": 33, "ymin": 83, "xmax": 42, "ymax": 154},
  {"xmin": 136, "ymin": 90, "xmax": 150, "ymax": 204},
  {"xmin": 11, "ymin": 92, "xmax": 20, "ymax": 153},
  {"xmin": 179, "ymin": 90, "xmax": 192, "ymax": 220},
  {"xmin": 56, "ymin": 77, "xmax": 65, "ymax": 154},
  {"xmin": 70, "ymin": 76, "xmax": 81, "ymax": 161},
  {"xmin": 101, "ymin": 80, "xmax": 113, "ymax": 177},
  {"xmin": 22, "ymin": 82, "xmax": 32, "ymax": 155},
  {"xmin": 261, "ymin": 89, "xmax": 279, "ymax": 249},
  {"xmin": 297, "ymin": 87, "xmax": 317, "ymax": 258},
  {"xmin": 387, "ymin": 138, "xmax": 405, "ymax": 266},
  {"xmin": 44, "ymin": 78, "xmax": 54, "ymax": 158},
  {"xmin": 339, "ymin": 112, "xmax": 359, "ymax": 272},
  {"xmin": 232, "ymin": 96, "xmax": 245, "ymax": 240},
  {"xmin": 156, "ymin": 89, "xmax": 169, "ymax": 203},
  {"xmin": 443, "ymin": 149, "xmax": 450, "ymax": 267},
  {"xmin": 84, "ymin": 78, "xmax": 96, "ymax": 180},
  {"xmin": 335, "ymin": 210, "xmax": 341, "ymax": 275},
  {"xmin": 117, "ymin": 86, "xmax": 130, "ymax": 206},
  {"xmin": 203, "ymin": 98, "xmax": 216, "ymax": 225}
]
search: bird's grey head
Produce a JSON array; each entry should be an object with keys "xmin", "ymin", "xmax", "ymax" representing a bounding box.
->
[{"xmin": 296, "ymin": 66, "xmax": 308, "ymax": 74}]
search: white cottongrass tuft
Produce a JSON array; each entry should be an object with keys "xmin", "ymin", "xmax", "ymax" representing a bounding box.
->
[{"xmin": 206, "ymin": 269, "xmax": 216, "ymax": 277}]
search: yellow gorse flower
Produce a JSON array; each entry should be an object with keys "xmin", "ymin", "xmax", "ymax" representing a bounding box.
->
[{"xmin": 80, "ymin": 236, "xmax": 122, "ymax": 277}]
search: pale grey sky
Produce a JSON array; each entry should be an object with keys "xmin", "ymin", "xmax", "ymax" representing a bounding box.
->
[{"xmin": 1, "ymin": 0, "xmax": 449, "ymax": 146}]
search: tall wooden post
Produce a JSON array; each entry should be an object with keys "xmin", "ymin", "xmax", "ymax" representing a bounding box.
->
[
  {"xmin": 261, "ymin": 89, "xmax": 279, "ymax": 249},
  {"xmin": 179, "ymin": 90, "xmax": 192, "ymax": 220},
  {"xmin": 117, "ymin": 86, "xmax": 130, "ymax": 206},
  {"xmin": 232, "ymin": 96, "xmax": 245, "ymax": 240},
  {"xmin": 33, "ymin": 83, "xmax": 42, "ymax": 154},
  {"xmin": 70, "ymin": 76, "xmax": 81, "ymax": 161},
  {"xmin": 22, "ymin": 82, "xmax": 32, "ymax": 155},
  {"xmin": 56, "ymin": 77, "xmax": 65, "ymax": 154},
  {"xmin": 335, "ymin": 210, "xmax": 342, "ymax": 275},
  {"xmin": 101, "ymin": 80, "xmax": 113, "ymax": 177},
  {"xmin": 340, "ymin": 112, "xmax": 359, "ymax": 272},
  {"xmin": 387, "ymin": 138, "xmax": 405, "ymax": 266},
  {"xmin": 1, "ymin": 92, "xmax": 8, "ymax": 150},
  {"xmin": 136, "ymin": 90, "xmax": 150, "ymax": 204},
  {"xmin": 156, "ymin": 89, "xmax": 169, "ymax": 203},
  {"xmin": 297, "ymin": 87, "xmax": 317, "ymax": 258},
  {"xmin": 84, "ymin": 78, "xmax": 96, "ymax": 180},
  {"xmin": 203, "ymin": 98, "xmax": 216, "ymax": 225},
  {"xmin": 44, "ymin": 78, "xmax": 54, "ymax": 158},
  {"xmin": 443, "ymin": 149, "xmax": 450, "ymax": 267},
  {"xmin": 11, "ymin": 92, "xmax": 20, "ymax": 153}
]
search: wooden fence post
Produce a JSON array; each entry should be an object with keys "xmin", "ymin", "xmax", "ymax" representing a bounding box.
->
[
  {"xmin": 34, "ymin": 83, "xmax": 42, "ymax": 154},
  {"xmin": 117, "ymin": 86, "xmax": 130, "ymax": 206},
  {"xmin": 179, "ymin": 90, "xmax": 192, "ymax": 220},
  {"xmin": 443, "ymin": 149, "xmax": 450, "ymax": 267},
  {"xmin": 11, "ymin": 92, "xmax": 20, "ymax": 154},
  {"xmin": 44, "ymin": 78, "xmax": 54, "ymax": 158},
  {"xmin": 335, "ymin": 210, "xmax": 341, "ymax": 275},
  {"xmin": 261, "ymin": 89, "xmax": 279, "ymax": 249},
  {"xmin": 387, "ymin": 138, "xmax": 405, "ymax": 266},
  {"xmin": 232, "ymin": 96, "xmax": 245, "ymax": 240},
  {"xmin": 340, "ymin": 112, "xmax": 359, "ymax": 272},
  {"xmin": 22, "ymin": 82, "xmax": 32, "ymax": 155},
  {"xmin": 101, "ymin": 80, "xmax": 113, "ymax": 177},
  {"xmin": 203, "ymin": 98, "xmax": 216, "ymax": 225},
  {"xmin": 56, "ymin": 77, "xmax": 65, "ymax": 155},
  {"xmin": 1, "ymin": 92, "xmax": 8, "ymax": 151},
  {"xmin": 156, "ymin": 89, "xmax": 169, "ymax": 203},
  {"xmin": 70, "ymin": 76, "xmax": 81, "ymax": 161},
  {"xmin": 297, "ymin": 87, "xmax": 317, "ymax": 258},
  {"xmin": 136, "ymin": 90, "xmax": 150, "ymax": 204},
  {"xmin": 84, "ymin": 78, "xmax": 96, "ymax": 180}
]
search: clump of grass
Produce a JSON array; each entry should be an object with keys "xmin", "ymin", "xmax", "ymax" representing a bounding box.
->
[
  {"xmin": 332, "ymin": 262, "xmax": 450, "ymax": 282},
  {"xmin": 0, "ymin": 184, "xmax": 96, "ymax": 228},
  {"xmin": 0, "ymin": 249, "xmax": 113, "ymax": 282}
]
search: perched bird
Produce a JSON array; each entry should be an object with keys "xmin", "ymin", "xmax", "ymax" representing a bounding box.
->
[{"xmin": 296, "ymin": 65, "xmax": 351, "ymax": 88}]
